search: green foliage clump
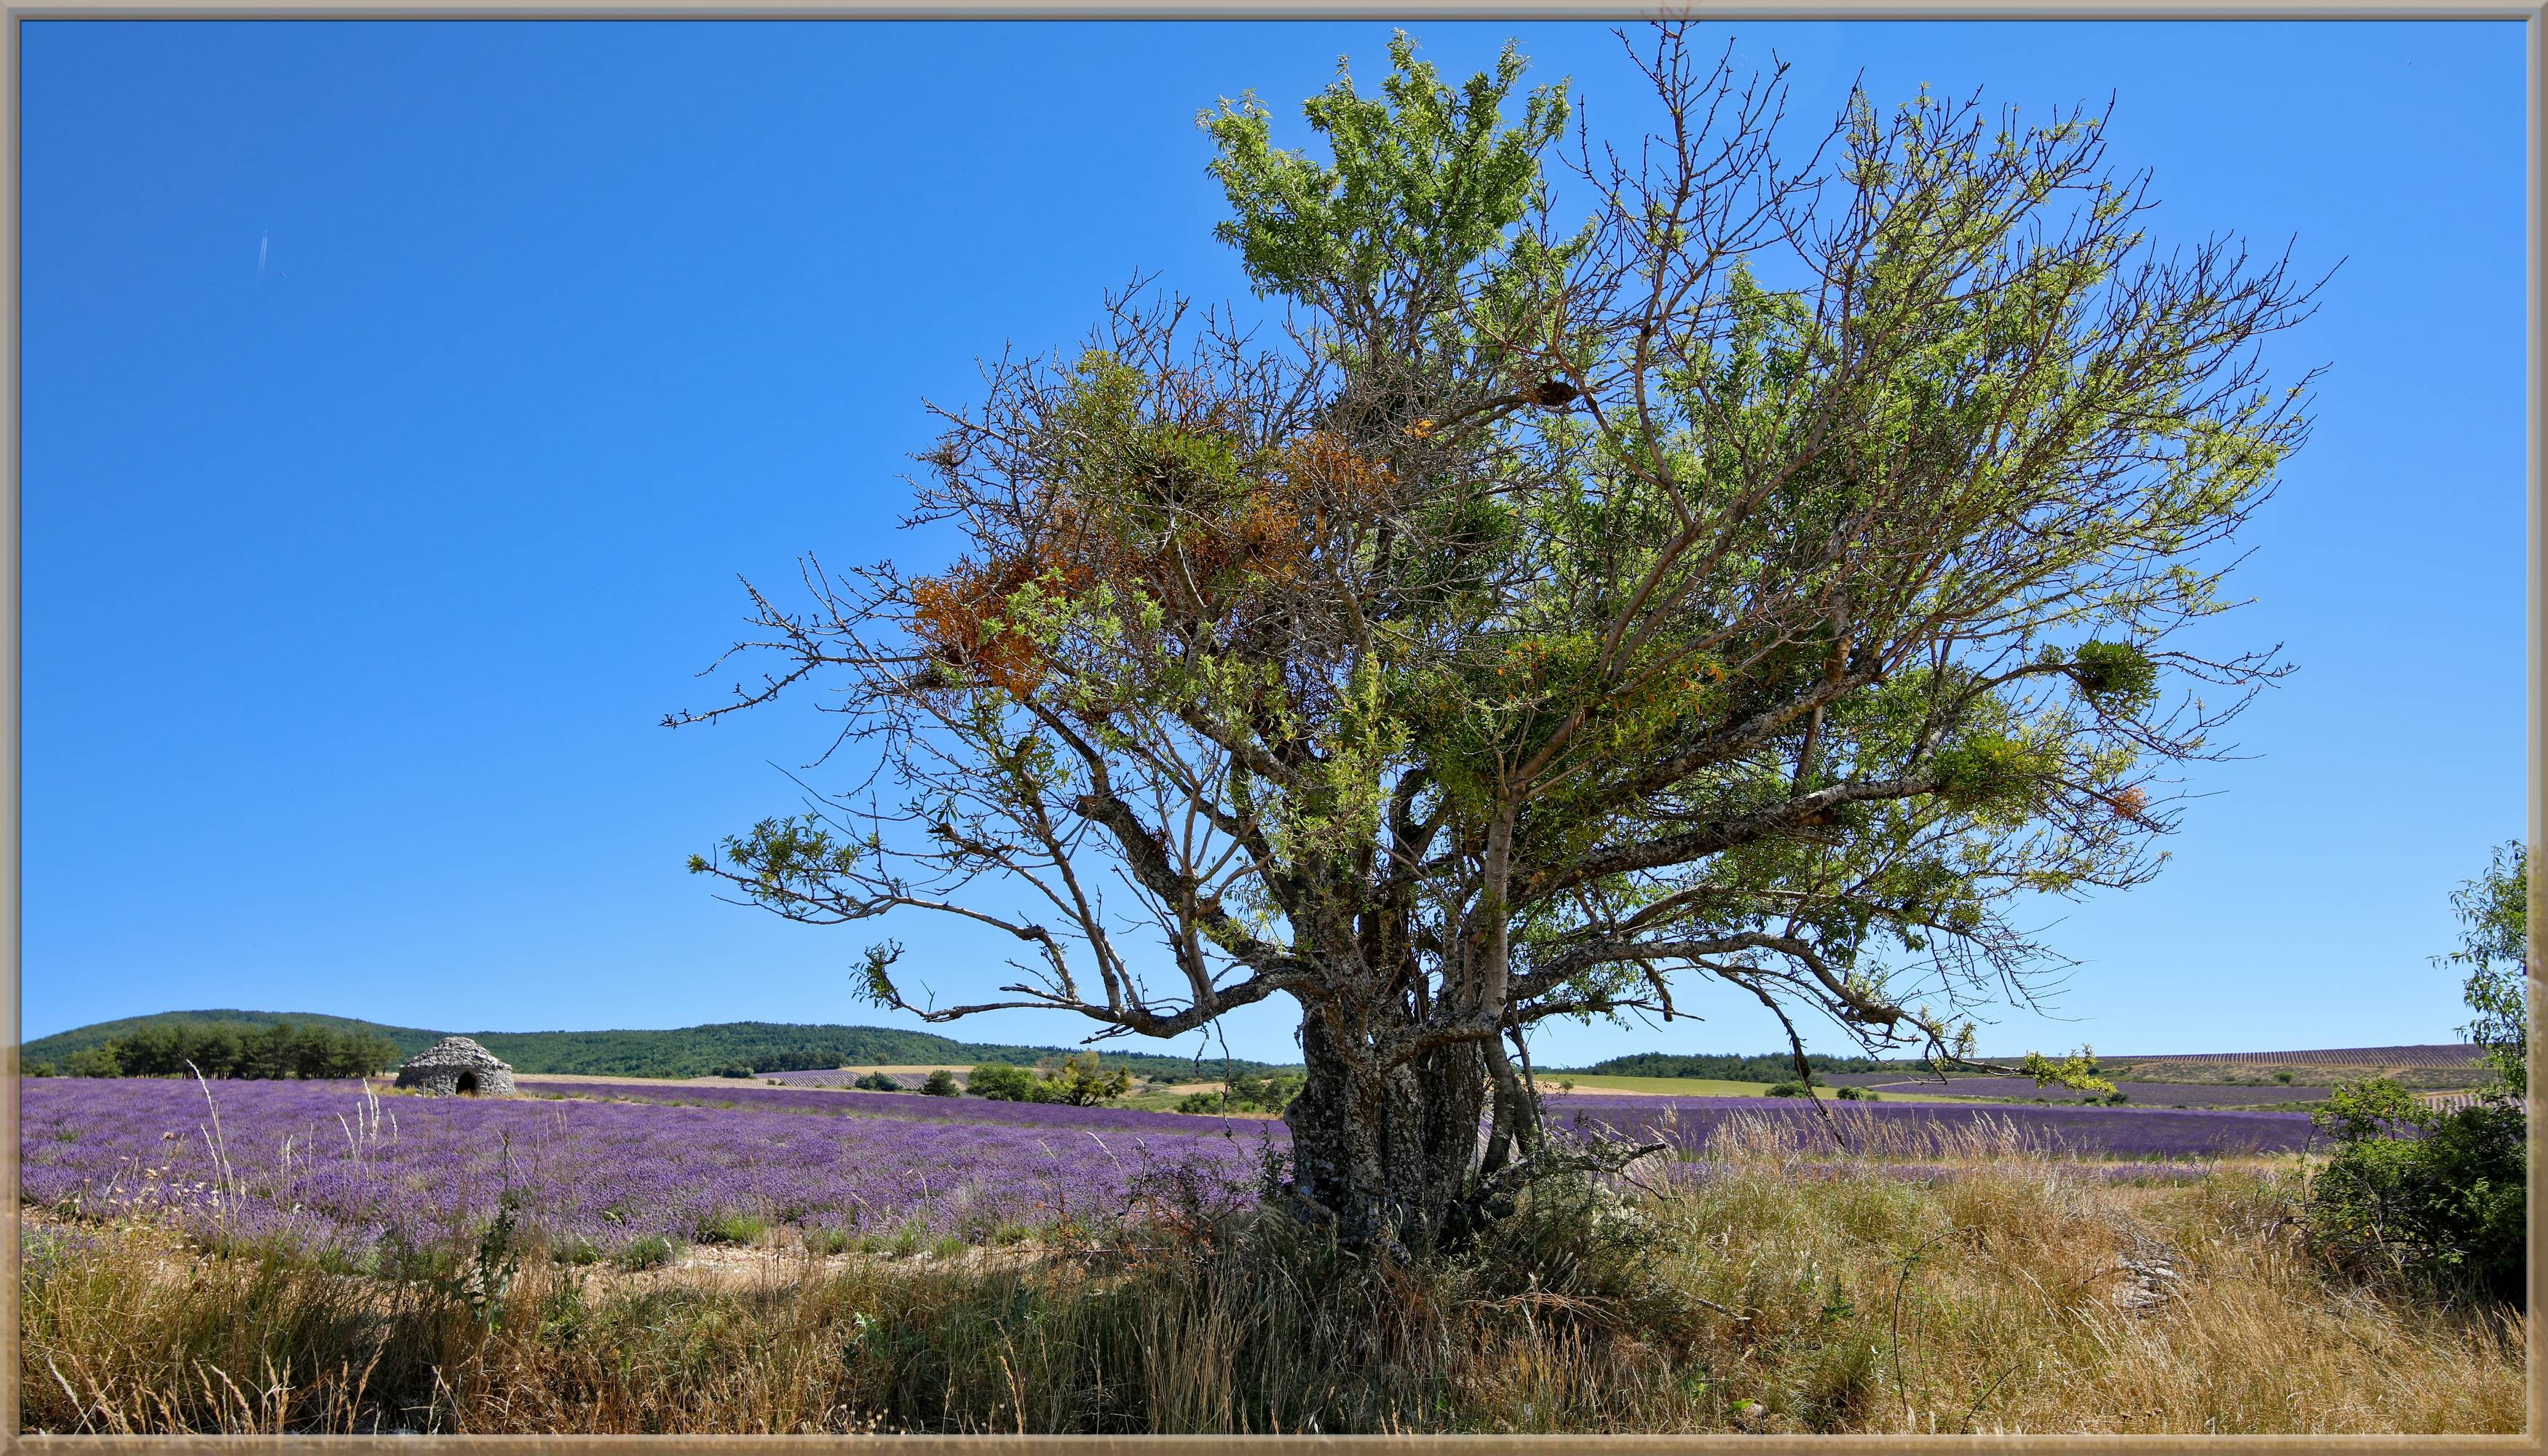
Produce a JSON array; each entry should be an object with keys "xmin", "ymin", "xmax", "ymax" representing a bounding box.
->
[
  {"xmin": 1765, "ymin": 1081, "xmax": 1808, "ymax": 1098},
  {"xmin": 2308, "ymin": 847, "xmax": 2529, "ymax": 1306},
  {"xmin": 920, "ymin": 1069, "xmax": 962, "ymax": 1096},
  {"xmin": 612, "ymin": 1235, "xmax": 681, "ymax": 1273},
  {"xmin": 2442, "ymin": 842, "xmax": 2527, "ymax": 1099},
  {"xmin": 854, "ymin": 1071, "xmax": 903, "ymax": 1093},
  {"xmin": 696, "ymin": 1211, "xmax": 771, "ymax": 1246},
  {"xmin": 2063, "ymin": 641, "xmax": 2160, "ymax": 708},
  {"xmin": 967, "ymin": 1062, "xmax": 1038, "ymax": 1101},
  {"xmin": 1037, "ymin": 1051, "xmax": 1136, "ymax": 1106},
  {"xmin": 968, "ymin": 1062, "xmax": 1038, "ymax": 1101},
  {"xmin": 2308, "ymin": 1082, "xmax": 2525, "ymax": 1305},
  {"xmin": 968, "ymin": 1054, "xmax": 1134, "ymax": 1105},
  {"xmin": 1178, "ymin": 1070, "xmax": 1305, "ymax": 1115},
  {"xmin": 713, "ymin": 1062, "xmax": 755, "ymax": 1079}
]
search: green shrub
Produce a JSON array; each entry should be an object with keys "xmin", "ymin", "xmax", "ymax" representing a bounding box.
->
[
  {"xmin": 967, "ymin": 1062, "xmax": 1038, "ymax": 1101},
  {"xmin": 1176, "ymin": 1069, "xmax": 1302, "ymax": 1115},
  {"xmin": 713, "ymin": 1063, "xmax": 755, "ymax": 1079},
  {"xmin": 1037, "ymin": 1051, "xmax": 1133, "ymax": 1106},
  {"xmin": 1765, "ymin": 1081, "xmax": 1807, "ymax": 1098},
  {"xmin": 854, "ymin": 1071, "xmax": 903, "ymax": 1092},
  {"xmin": 1833, "ymin": 1085, "xmax": 1867, "ymax": 1101},
  {"xmin": 697, "ymin": 1211, "xmax": 770, "ymax": 1246},
  {"xmin": 2308, "ymin": 1078, "xmax": 2525, "ymax": 1305},
  {"xmin": 920, "ymin": 1069, "xmax": 962, "ymax": 1096},
  {"xmin": 612, "ymin": 1235, "xmax": 681, "ymax": 1272}
]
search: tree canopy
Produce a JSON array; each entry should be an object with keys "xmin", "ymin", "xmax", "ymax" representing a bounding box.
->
[{"xmin": 681, "ymin": 26, "xmax": 2318, "ymax": 1249}]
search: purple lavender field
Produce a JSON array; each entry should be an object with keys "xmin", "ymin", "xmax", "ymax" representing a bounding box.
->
[
  {"xmin": 1548, "ymin": 1093, "xmax": 2320, "ymax": 1160},
  {"xmin": 20, "ymin": 1078, "xmax": 2319, "ymax": 1265},
  {"xmin": 19, "ymin": 1077, "xmax": 1274, "ymax": 1262}
]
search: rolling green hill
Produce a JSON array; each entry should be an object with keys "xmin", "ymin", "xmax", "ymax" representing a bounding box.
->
[{"xmin": 21, "ymin": 1011, "xmax": 1283, "ymax": 1080}]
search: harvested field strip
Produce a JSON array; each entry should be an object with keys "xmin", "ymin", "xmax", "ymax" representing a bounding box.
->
[{"xmin": 2102, "ymin": 1044, "xmax": 2483, "ymax": 1069}]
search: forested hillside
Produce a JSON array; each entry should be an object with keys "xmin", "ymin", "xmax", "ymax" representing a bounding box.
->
[{"xmin": 22, "ymin": 1012, "xmax": 1281, "ymax": 1080}]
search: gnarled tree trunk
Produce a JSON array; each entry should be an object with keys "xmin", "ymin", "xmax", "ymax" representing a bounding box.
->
[{"xmin": 1281, "ymin": 1005, "xmax": 1503, "ymax": 1254}]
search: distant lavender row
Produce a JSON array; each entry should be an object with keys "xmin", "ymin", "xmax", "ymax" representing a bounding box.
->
[
  {"xmin": 759, "ymin": 1069, "xmax": 913, "ymax": 1089},
  {"xmin": 1551, "ymin": 1094, "xmax": 2321, "ymax": 1160},
  {"xmin": 513, "ymin": 1077, "xmax": 1257, "ymax": 1133},
  {"xmin": 534, "ymin": 1081, "xmax": 2312, "ymax": 1158},
  {"xmin": 20, "ymin": 1079, "xmax": 1275, "ymax": 1259},
  {"xmin": 1663, "ymin": 1160, "xmax": 2223, "ymax": 1187}
]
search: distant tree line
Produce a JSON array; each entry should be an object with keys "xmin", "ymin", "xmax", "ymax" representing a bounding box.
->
[
  {"xmin": 1580, "ymin": 1051, "xmax": 1898, "ymax": 1081},
  {"xmin": 465, "ymin": 1024, "xmax": 1272, "ymax": 1081},
  {"xmin": 31, "ymin": 1020, "xmax": 400, "ymax": 1080}
]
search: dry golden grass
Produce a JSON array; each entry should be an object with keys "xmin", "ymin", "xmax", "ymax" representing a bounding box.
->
[{"xmin": 19, "ymin": 1131, "xmax": 2527, "ymax": 1436}]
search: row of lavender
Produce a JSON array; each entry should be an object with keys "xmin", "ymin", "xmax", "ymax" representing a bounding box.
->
[
  {"xmin": 19, "ymin": 1078, "xmax": 1273, "ymax": 1261},
  {"xmin": 1551, "ymin": 1093, "xmax": 2321, "ymax": 1160},
  {"xmin": 510, "ymin": 1077, "xmax": 1232, "ymax": 1131}
]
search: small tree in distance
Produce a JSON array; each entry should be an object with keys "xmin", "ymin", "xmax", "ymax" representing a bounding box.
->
[{"xmin": 678, "ymin": 25, "xmax": 2318, "ymax": 1254}]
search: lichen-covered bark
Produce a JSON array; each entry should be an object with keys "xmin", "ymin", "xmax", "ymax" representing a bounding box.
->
[{"xmin": 1283, "ymin": 1005, "xmax": 1497, "ymax": 1254}]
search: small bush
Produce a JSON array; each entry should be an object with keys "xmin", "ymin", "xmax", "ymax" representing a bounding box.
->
[
  {"xmin": 697, "ymin": 1211, "xmax": 770, "ymax": 1246},
  {"xmin": 2308, "ymin": 1078, "xmax": 2525, "ymax": 1305},
  {"xmin": 853, "ymin": 1071, "xmax": 902, "ymax": 1093},
  {"xmin": 1833, "ymin": 1085, "xmax": 1867, "ymax": 1101},
  {"xmin": 920, "ymin": 1069, "xmax": 962, "ymax": 1096},
  {"xmin": 1765, "ymin": 1081, "xmax": 1807, "ymax": 1098},
  {"xmin": 612, "ymin": 1235, "xmax": 681, "ymax": 1271},
  {"xmin": 712, "ymin": 1063, "xmax": 754, "ymax": 1079}
]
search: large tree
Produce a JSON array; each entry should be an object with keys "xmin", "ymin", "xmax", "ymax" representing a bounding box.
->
[{"xmin": 676, "ymin": 27, "xmax": 2319, "ymax": 1253}]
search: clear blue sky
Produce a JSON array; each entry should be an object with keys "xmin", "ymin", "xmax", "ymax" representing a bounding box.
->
[{"xmin": 23, "ymin": 20, "xmax": 2528, "ymax": 1066}]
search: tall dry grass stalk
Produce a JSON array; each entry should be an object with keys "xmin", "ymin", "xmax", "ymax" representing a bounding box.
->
[{"xmin": 19, "ymin": 1145, "xmax": 2526, "ymax": 1436}]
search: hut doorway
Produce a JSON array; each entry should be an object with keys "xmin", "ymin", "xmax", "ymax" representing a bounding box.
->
[{"xmin": 456, "ymin": 1072, "xmax": 480, "ymax": 1095}]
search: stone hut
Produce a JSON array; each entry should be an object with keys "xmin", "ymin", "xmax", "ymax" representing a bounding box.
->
[{"xmin": 392, "ymin": 1035, "xmax": 515, "ymax": 1096}]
